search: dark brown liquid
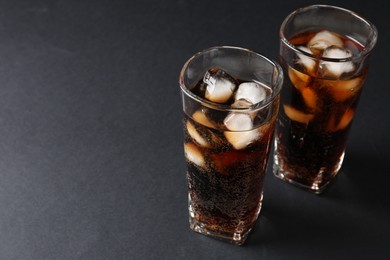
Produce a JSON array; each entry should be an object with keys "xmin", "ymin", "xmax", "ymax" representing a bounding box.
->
[
  {"xmin": 184, "ymin": 77, "xmax": 277, "ymax": 237},
  {"xmin": 185, "ymin": 114, "xmax": 273, "ymax": 234},
  {"xmin": 275, "ymin": 30, "xmax": 367, "ymax": 190}
]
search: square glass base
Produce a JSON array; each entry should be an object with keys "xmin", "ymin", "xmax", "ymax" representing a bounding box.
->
[
  {"xmin": 189, "ymin": 218, "xmax": 254, "ymax": 246},
  {"xmin": 272, "ymin": 147, "xmax": 345, "ymax": 194},
  {"xmin": 273, "ymin": 163, "xmax": 339, "ymax": 194},
  {"xmin": 188, "ymin": 195, "xmax": 262, "ymax": 246},
  {"xmin": 273, "ymin": 169, "xmax": 328, "ymax": 194}
]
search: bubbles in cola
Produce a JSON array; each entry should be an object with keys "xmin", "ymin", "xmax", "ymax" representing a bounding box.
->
[
  {"xmin": 183, "ymin": 67, "xmax": 278, "ymax": 244},
  {"xmin": 274, "ymin": 28, "xmax": 367, "ymax": 193}
]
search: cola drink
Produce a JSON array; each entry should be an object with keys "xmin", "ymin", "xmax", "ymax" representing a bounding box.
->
[
  {"xmin": 184, "ymin": 79, "xmax": 275, "ymax": 241},
  {"xmin": 274, "ymin": 5, "xmax": 378, "ymax": 193},
  {"xmin": 179, "ymin": 47, "xmax": 283, "ymax": 245},
  {"xmin": 275, "ymin": 29, "xmax": 366, "ymax": 192}
]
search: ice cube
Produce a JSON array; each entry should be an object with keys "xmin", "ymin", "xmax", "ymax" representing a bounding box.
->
[
  {"xmin": 204, "ymin": 68, "xmax": 236, "ymax": 103},
  {"xmin": 296, "ymin": 46, "xmax": 316, "ymax": 72},
  {"xmin": 234, "ymin": 82, "xmax": 267, "ymax": 105},
  {"xmin": 231, "ymin": 99, "xmax": 258, "ymax": 120},
  {"xmin": 231, "ymin": 99, "xmax": 252, "ymax": 108},
  {"xmin": 327, "ymin": 109, "xmax": 355, "ymax": 132},
  {"xmin": 184, "ymin": 142, "xmax": 205, "ymax": 168},
  {"xmin": 192, "ymin": 110, "xmax": 227, "ymax": 147},
  {"xmin": 301, "ymin": 87, "xmax": 317, "ymax": 110},
  {"xmin": 223, "ymin": 113, "xmax": 253, "ymax": 131},
  {"xmin": 308, "ymin": 30, "xmax": 344, "ymax": 54},
  {"xmin": 186, "ymin": 121, "xmax": 210, "ymax": 147},
  {"xmin": 320, "ymin": 47, "xmax": 355, "ymax": 77},
  {"xmin": 327, "ymin": 76, "xmax": 364, "ymax": 102},
  {"xmin": 223, "ymin": 112, "xmax": 259, "ymax": 149},
  {"xmin": 283, "ymin": 104, "xmax": 314, "ymax": 124},
  {"xmin": 224, "ymin": 129, "xmax": 260, "ymax": 150},
  {"xmin": 288, "ymin": 66, "xmax": 311, "ymax": 90},
  {"xmin": 192, "ymin": 109, "xmax": 215, "ymax": 128},
  {"xmin": 336, "ymin": 109, "xmax": 355, "ymax": 130}
]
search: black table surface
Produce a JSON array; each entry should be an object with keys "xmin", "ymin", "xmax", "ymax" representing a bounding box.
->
[{"xmin": 0, "ymin": 0, "xmax": 389, "ymax": 259}]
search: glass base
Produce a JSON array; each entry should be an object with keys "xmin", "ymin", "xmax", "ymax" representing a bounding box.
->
[
  {"xmin": 188, "ymin": 194, "xmax": 262, "ymax": 246},
  {"xmin": 273, "ymin": 168, "xmax": 328, "ymax": 194},
  {"xmin": 189, "ymin": 218, "xmax": 254, "ymax": 246},
  {"xmin": 273, "ymin": 163, "xmax": 341, "ymax": 194},
  {"xmin": 272, "ymin": 150, "xmax": 344, "ymax": 194}
]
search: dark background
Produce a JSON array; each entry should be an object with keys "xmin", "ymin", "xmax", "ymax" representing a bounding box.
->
[{"xmin": 0, "ymin": 0, "xmax": 388, "ymax": 259}]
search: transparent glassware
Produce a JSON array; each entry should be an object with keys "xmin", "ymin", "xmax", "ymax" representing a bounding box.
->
[
  {"xmin": 273, "ymin": 4, "xmax": 378, "ymax": 193},
  {"xmin": 179, "ymin": 46, "xmax": 283, "ymax": 245}
]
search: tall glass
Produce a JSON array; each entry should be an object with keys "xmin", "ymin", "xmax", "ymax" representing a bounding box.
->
[
  {"xmin": 179, "ymin": 46, "xmax": 283, "ymax": 245},
  {"xmin": 273, "ymin": 5, "xmax": 378, "ymax": 193}
]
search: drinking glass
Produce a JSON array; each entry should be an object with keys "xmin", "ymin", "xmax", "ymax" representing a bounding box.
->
[
  {"xmin": 273, "ymin": 4, "xmax": 378, "ymax": 193},
  {"xmin": 179, "ymin": 46, "xmax": 283, "ymax": 245}
]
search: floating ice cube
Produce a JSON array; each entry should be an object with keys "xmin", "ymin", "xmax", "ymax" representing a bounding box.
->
[
  {"xmin": 336, "ymin": 109, "xmax": 355, "ymax": 130},
  {"xmin": 326, "ymin": 109, "xmax": 355, "ymax": 132},
  {"xmin": 308, "ymin": 30, "xmax": 344, "ymax": 54},
  {"xmin": 231, "ymin": 99, "xmax": 252, "ymax": 108},
  {"xmin": 296, "ymin": 46, "xmax": 316, "ymax": 72},
  {"xmin": 322, "ymin": 47, "xmax": 353, "ymax": 58},
  {"xmin": 224, "ymin": 129, "xmax": 260, "ymax": 150},
  {"xmin": 191, "ymin": 110, "xmax": 227, "ymax": 146},
  {"xmin": 204, "ymin": 68, "xmax": 236, "ymax": 103},
  {"xmin": 288, "ymin": 66, "xmax": 311, "ymax": 90},
  {"xmin": 223, "ymin": 112, "xmax": 259, "ymax": 149},
  {"xmin": 301, "ymin": 87, "xmax": 317, "ymax": 110},
  {"xmin": 223, "ymin": 113, "xmax": 253, "ymax": 131},
  {"xmin": 184, "ymin": 142, "xmax": 205, "ymax": 168},
  {"xmin": 283, "ymin": 104, "xmax": 314, "ymax": 124},
  {"xmin": 235, "ymin": 82, "xmax": 267, "ymax": 105},
  {"xmin": 320, "ymin": 47, "xmax": 355, "ymax": 77},
  {"xmin": 230, "ymin": 99, "xmax": 258, "ymax": 120},
  {"xmin": 192, "ymin": 109, "xmax": 215, "ymax": 128},
  {"xmin": 328, "ymin": 76, "xmax": 364, "ymax": 102},
  {"xmin": 186, "ymin": 121, "xmax": 209, "ymax": 147}
]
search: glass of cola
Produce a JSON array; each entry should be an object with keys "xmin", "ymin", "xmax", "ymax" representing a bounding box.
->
[
  {"xmin": 273, "ymin": 5, "xmax": 378, "ymax": 193},
  {"xmin": 179, "ymin": 46, "xmax": 283, "ymax": 245}
]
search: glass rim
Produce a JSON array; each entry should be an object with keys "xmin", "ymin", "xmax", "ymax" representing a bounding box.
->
[
  {"xmin": 179, "ymin": 46, "xmax": 284, "ymax": 112},
  {"xmin": 279, "ymin": 4, "xmax": 378, "ymax": 62}
]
